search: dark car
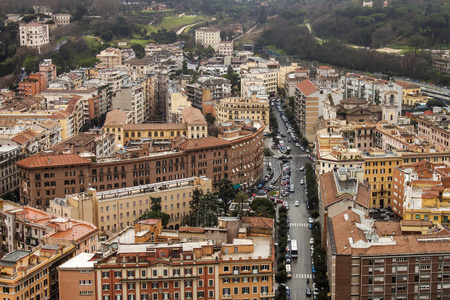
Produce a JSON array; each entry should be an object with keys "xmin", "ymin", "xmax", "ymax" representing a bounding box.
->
[{"xmin": 306, "ymin": 288, "xmax": 312, "ymax": 297}]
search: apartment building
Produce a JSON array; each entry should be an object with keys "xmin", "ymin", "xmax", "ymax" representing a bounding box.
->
[
  {"xmin": 103, "ymin": 106, "xmax": 207, "ymax": 148},
  {"xmin": 51, "ymin": 13, "xmax": 71, "ymax": 27},
  {"xmin": 19, "ymin": 23, "xmax": 49, "ymax": 48},
  {"xmin": 123, "ymin": 57, "xmax": 155, "ymax": 79},
  {"xmin": 58, "ymin": 216, "xmax": 274, "ymax": 300},
  {"xmin": 327, "ymin": 208, "xmax": 450, "ymax": 300},
  {"xmin": 49, "ymin": 176, "xmax": 212, "ymax": 234},
  {"xmin": 195, "ymin": 27, "xmax": 221, "ymax": 52},
  {"xmin": 284, "ymin": 68, "xmax": 310, "ymax": 98},
  {"xmin": 277, "ymin": 63, "xmax": 303, "ymax": 89},
  {"xmin": 215, "ymin": 94, "xmax": 270, "ymax": 127},
  {"xmin": 417, "ymin": 115, "xmax": 450, "ymax": 149},
  {"xmin": 316, "ymin": 65, "xmax": 339, "ymax": 89},
  {"xmin": 294, "ymin": 79, "xmax": 322, "ymax": 143},
  {"xmin": 17, "ymin": 121, "xmax": 265, "ymax": 207},
  {"xmin": 96, "ymin": 47, "xmax": 123, "ymax": 69},
  {"xmin": 48, "ymin": 131, "xmax": 115, "ymax": 158},
  {"xmin": 394, "ymin": 81, "xmax": 428, "ymax": 106},
  {"xmin": 219, "ymin": 41, "xmax": 233, "ymax": 56},
  {"xmin": 39, "ymin": 59, "xmax": 57, "ymax": 85},
  {"xmin": 432, "ymin": 51, "xmax": 450, "ymax": 75},
  {"xmin": 241, "ymin": 68, "xmax": 277, "ymax": 96},
  {"xmin": 1, "ymin": 205, "xmax": 99, "ymax": 255},
  {"xmin": 0, "ymin": 144, "xmax": 21, "ymax": 196},
  {"xmin": 318, "ymin": 167, "xmax": 369, "ymax": 241},
  {"xmin": 340, "ymin": 73, "xmax": 402, "ymax": 108},
  {"xmin": 186, "ymin": 76, "xmax": 231, "ymax": 111},
  {"xmin": 18, "ymin": 72, "xmax": 46, "ymax": 97},
  {"xmin": 392, "ymin": 160, "xmax": 450, "ymax": 222},
  {"xmin": 0, "ymin": 245, "xmax": 74, "ymax": 300},
  {"xmin": 112, "ymin": 81, "xmax": 145, "ymax": 124},
  {"xmin": 363, "ymin": 148, "xmax": 402, "ymax": 209}
]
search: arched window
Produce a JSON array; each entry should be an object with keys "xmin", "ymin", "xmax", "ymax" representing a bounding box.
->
[
  {"xmin": 171, "ymin": 131, "xmax": 174, "ymax": 137},
  {"xmin": 131, "ymin": 132, "xmax": 135, "ymax": 137},
  {"xmin": 183, "ymin": 131, "xmax": 187, "ymax": 136},
  {"xmin": 177, "ymin": 131, "xmax": 180, "ymax": 136},
  {"xmin": 137, "ymin": 132, "xmax": 141, "ymax": 137},
  {"xmin": 148, "ymin": 132, "xmax": 152, "ymax": 137},
  {"xmin": 125, "ymin": 132, "xmax": 129, "ymax": 137},
  {"xmin": 154, "ymin": 131, "xmax": 158, "ymax": 137},
  {"xmin": 160, "ymin": 131, "xmax": 164, "ymax": 137}
]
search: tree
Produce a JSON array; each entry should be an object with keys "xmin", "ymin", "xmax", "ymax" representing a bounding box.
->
[
  {"xmin": 182, "ymin": 60, "xmax": 188, "ymax": 73},
  {"xmin": 131, "ymin": 44, "xmax": 145, "ymax": 59},
  {"xmin": 150, "ymin": 196, "xmax": 162, "ymax": 212},
  {"xmin": 250, "ymin": 197, "xmax": 275, "ymax": 218},
  {"xmin": 73, "ymin": 4, "xmax": 87, "ymax": 21},
  {"xmin": 408, "ymin": 34, "xmax": 426, "ymax": 55},
  {"xmin": 218, "ymin": 178, "xmax": 236, "ymax": 215},
  {"xmin": 136, "ymin": 211, "xmax": 170, "ymax": 227},
  {"xmin": 234, "ymin": 191, "xmax": 248, "ymax": 215}
]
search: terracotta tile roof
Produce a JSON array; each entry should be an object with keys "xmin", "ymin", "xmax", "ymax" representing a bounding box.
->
[
  {"xmin": 330, "ymin": 210, "xmax": 364, "ymax": 255},
  {"xmin": 401, "ymin": 220, "xmax": 433, "ymax": 227},
  {"xmin": 320, "ymin": 171, "xmax": 339, "ymax": 207},
  {"xmin": 318, "ymin": 66, "xmax": 334, "ymax": 70},
  {"xmin": 16, "ymin": 153, "xmax": 91, "ymax": 168},
  {"xmin": 422, "ymin": 191, "xmax": 439, "ymax": 199},
  {"xmin": 38, "ymin": 120, "xmax": 59, "ymax": 129},
  {"xmin": 340, "ymin": 96, "xmax": 369, "ymax": 105},
  {"xmin": 181, "ymin": 106, "xmax": 207, "ymax": 125},
  {"xmin": 241, "ymin": 216, "xmax": 274, "ymax": 229},
  {"xmin": 50, "ymin": 133, "xmax": 96, "ymax": 152},
  {"xmin": 374, "ymin": 221, "xmax": 402, "ymax": 236},
  {"xmin": 104, "ymin": 109, "xmax": 127, "ymax": 126},
  {"xmin": 295, "ymin": 79, "xmax": 317, "ymax": 96},
  {"xmin": 395, "ymin": 81, "xmax": 420, "ymax": 89},
  {"xmin": 178, "ymin": 136, "xmax": 231, "ymax": 151},
  {"xmin": 137, "ymin": 219, "xmax": 160, "ymax": 225},
  {"xmin": 355, "ymin": 182, "xmax": 370, "ymax": 208},
  {"xmin": 46, "ymin": 223, "xmax": 98, "ymax": 242},
  {"xmin": 11, "ymin": 129, "xmax": 40, "ymax": 144},
  {"xmin": 178, "ymin": 227, "xmax": 205, "ymax": 233},
  {"xmin": 124, "ymin": 123, "xmax": 187, "ymax": 131}
]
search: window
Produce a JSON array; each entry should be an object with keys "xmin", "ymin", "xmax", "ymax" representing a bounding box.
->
[
  {"xmin": 197, "ymin": 291, "xmax": 204, "ymax": 298},
  {"xmin": 103, "ymin": 284, "xmax": 110, "ymax": 291},
  {"xmin": 223, "ymin": 288, "xmax": 231, "ymax": 296},
  {"xmin": 208, "ymin": 290, "xmax": 214, "ymax": 298},
  {"xmin": 234, "ymin": 287, "xmax": 239, "ymax": 295},
  {"xmin": 208, "ymin": 266, "xmax": 214, "ymax": 274},
  {"xmin": 185, "ymin": 292, "xmax": 192, "ymax": 299},
  {"xmin": 253, "ymin": 286, "xmax": 258, "ymax": 294},
  {"xmin": 127, "ymin": 283, "xmax": 135, "ymax": 290},
  {"xmin": 223, "ymin": 266, "xmax": 229, "ymax": 272},
  {"xmin": 208, "ymin": 279, "xmax": 213, "ymax": 286},
  {"xmin": 102, "ymin": 271, "xmax": 110, "ymax": 278},
  {"xmin": 127, "ymin": 270, "xmax": 135, "ymax": 277},
  {"xmin": 242, "ymin": 287, "xmax": 250, "ymax": 294},
  {"xmin": 223, "ymin": 278, "xmax": 230, "ymax": 284},
  {"xmin": 115, "ymin": 284, "xmax": 122, "ymax": 290},
  {"xmin": 198, "ymin": 267, "xmax": 203, "ymax": 275}
]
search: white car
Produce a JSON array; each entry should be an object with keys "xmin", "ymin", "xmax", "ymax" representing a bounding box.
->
[
  {"xmin": 295, "ymin": 201, "xmax": 299, "ymax": 206},
  {"xmin": 308, "ymin": 217, "xmax": 314, "ymax": 224},
  {"xmin": 300, "ymin": 180, "xmax": 304, "ymax": 185},
  {"xmin": 310, "ymin": 238, "xmax": 314, "ymax": 245}
]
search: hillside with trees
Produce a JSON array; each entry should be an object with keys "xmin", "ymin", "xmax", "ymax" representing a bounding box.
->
[{"xmin": 311, "ymin": 0, "xmax": 450, "ymax": 48}]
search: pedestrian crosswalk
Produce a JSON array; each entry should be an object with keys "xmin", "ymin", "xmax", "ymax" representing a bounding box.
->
[
  {"xmin": 292, "ymin": 154, "xmax": 309, "ymax": 157},
  {"xmin": 289, "ymin": 223, "xmax": 309, "ymax": 227},
  {"xmin": 292, "ymin": 273, "xmax": 313, "ymax": 279}
]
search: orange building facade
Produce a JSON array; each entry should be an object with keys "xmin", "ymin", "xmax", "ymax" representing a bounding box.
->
[{"xmin": 18, "ymin": 72, "xmax": 46, "ymax": 97}]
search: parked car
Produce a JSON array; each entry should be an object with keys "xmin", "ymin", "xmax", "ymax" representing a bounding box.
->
[
  {"xmin": 295, "ymin": 201, "xmax": 299, "ymax": 206},
  {"xmin": 310, "ymin": 238, "xmax": 314, "ymax": 245},
  {"xmin": 306, "ymin": 288, "xmax": 312, "ymax": 297}
]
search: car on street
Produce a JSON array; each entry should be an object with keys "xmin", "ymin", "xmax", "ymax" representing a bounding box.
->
[
  {"xmin": 295, "ymin": 201, "xmax": 299, "ymax": 206},
  {"xmin": 310, "ymin": 238, "xmax": 314, "ymax": 245},
  {"xmin": 309, "ymin": 223, "xmax": 313, "ymax": 229},
  {"xmin": 308, "ymin": 217, "xmax": 314, "ymax": 224},
  {"xmin": 300, "ymin": 180, "xmax": 304, "ymax": 185},
  {"xmin": 299, "ymin": 166, "xmax": 305, "ymax": 171},
  {"xmin": 306, "ymin": 288, "xmax": 312, "ymax": 297}
]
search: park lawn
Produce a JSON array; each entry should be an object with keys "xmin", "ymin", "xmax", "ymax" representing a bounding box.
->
[
  {"xmin": 83, "ymin": 36, "xmax": 101, "ymax": 48},
  {"xmin": 147, "ymin": 15, "xmax": 207, "ymax": 33},
  {"xmin": 129, "ymin": 39, "xmax": 148, "ymax": 46}
]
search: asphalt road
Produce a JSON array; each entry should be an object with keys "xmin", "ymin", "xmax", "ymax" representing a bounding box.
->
[{"xmin": 271, "ymin": 105, "xmax": 315, "ymax": 300}]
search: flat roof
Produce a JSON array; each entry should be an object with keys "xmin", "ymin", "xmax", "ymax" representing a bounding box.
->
[{"xmin": 58, "ymin": 253, "xmax": 96, "ymax": 269}]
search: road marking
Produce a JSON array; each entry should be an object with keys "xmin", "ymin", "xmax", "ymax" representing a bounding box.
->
[
  {"xmin": 292, "ymin": 154, "xmax": 309, "ymax": 157},
  {"xmin": 289, "ymin": 223, "xmax": 309, "ymax": 227},
  {"xmin": 292, "ymin": 273, "xmax": 313, "ymax": 279}
]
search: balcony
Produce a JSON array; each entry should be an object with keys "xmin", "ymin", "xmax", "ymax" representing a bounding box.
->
[
  {"xmin": 222, "ymin": 295, "xmax": 231, "ymax": 299},
  {"xmin": 260, "ymin": 292, "xmax": 275, "ymax": 297}
]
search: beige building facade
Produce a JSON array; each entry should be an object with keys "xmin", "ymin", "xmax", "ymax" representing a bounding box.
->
[
  {"xmin": 19, "ymin": 23, "xmax": 49, "ymax": 48},
  {"xmin": 49, "ymin": 176, "xmax": 212, "ymax": 234}
]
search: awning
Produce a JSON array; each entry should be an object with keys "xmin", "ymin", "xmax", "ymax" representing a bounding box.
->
[{"xmin": 233, "ymin": 184, "xmax": 242, "ymax": 189}]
